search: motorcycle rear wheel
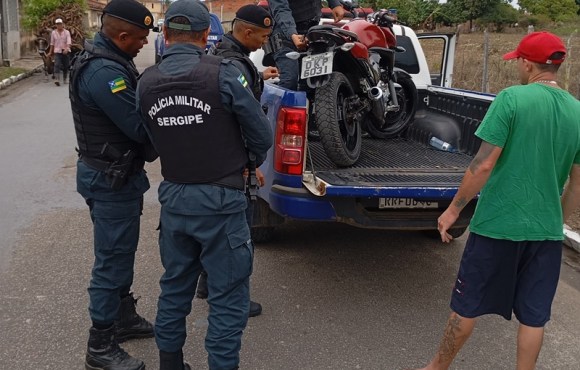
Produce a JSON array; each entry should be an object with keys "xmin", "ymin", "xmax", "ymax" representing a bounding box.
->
[
  {"xmin": 366, "ymin": 74, "xmax": 418, "ymax": 139},
  {"xmin": 314, "ymin": 72, "xmax": 362, "ymax": 167}
]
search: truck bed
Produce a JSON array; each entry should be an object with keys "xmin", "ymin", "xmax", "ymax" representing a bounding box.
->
[{"xmin": 306, "ymin": 137, "xmax": 472, "ymax": 188}]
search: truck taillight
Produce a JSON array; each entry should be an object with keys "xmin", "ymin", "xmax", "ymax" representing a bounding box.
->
[{"xmin": 274, "ymin": 107, "xmax": 307, "ymax": 175}]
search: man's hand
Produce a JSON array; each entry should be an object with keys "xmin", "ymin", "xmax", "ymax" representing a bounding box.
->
[
  {"xmin": 256, "ymin": 168, "xmax": 265, "ymax": 187},
  {"xmin": 243, "ymin": 168, "xmax": 265, "ymax": 187},
  {"xmin": 437, "ymin": 207, "xmax": 460, "ymax": 243},
  {"xmin": 291, "ymin": 34, "xmax": 307, "ymax": 50},
  {"xmin": 263, "ymin": 67, "xmax": 279, "ymax": 80},
  {"xmin": 332, "ymin": 5, "xmax": 345, "ymax": 22}
]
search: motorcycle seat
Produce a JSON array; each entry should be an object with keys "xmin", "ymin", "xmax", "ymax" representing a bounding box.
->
[
  {"xmin": 308, "ymin": 25, "xmax": 359, "ymax": 42},
  {"xmin": 308, "ymin": 24, "xmax": 336, "ymax": 32}
]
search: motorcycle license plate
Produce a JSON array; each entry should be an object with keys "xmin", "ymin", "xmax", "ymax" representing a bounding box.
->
[
  {"xmin": 379, "ymin": 198, "xmax": 438, "ymax": 209},
  {"xmin": 300, "ymin": 52, "xmax": 334, "ymax": 79}
]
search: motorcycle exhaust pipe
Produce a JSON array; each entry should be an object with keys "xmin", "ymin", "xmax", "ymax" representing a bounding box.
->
[{"xmin": 369, "ymin": 86, "xmax": 383, "ymax": 101}]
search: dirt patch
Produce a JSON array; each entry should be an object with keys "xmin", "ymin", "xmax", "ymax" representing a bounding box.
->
[{"xmin": 567, "ymin": 208, "xmax": 580, "ymax": 231}]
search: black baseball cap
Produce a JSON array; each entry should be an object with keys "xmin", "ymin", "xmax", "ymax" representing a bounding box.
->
[
  {"xmin": 103, "ymin": 0, "xmax": 155, "ymax": 30},
  {"xmin": 235, "ymin": 4, "xmax": 273, "ymax": 29}
]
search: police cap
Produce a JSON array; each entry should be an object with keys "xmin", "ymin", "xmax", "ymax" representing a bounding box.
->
[
  {"xmin": 103, "ymin": 0, "xmax": 154, "ymax": 30},
  {"xmin": 235, "ymin": 4, "xmax": 273, "ymax": 29},
  {"xmin": 165, "ymin": 0, "xmax": 210, "ymax": 32}
]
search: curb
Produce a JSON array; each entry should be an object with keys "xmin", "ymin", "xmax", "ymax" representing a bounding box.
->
[
  {"xmin": 0, "ymin": 63, "xmax": 44, "ymax": 90},
  {"xmin": 564, "ymin": 224, "xmax": 580, "ymax": 254}
]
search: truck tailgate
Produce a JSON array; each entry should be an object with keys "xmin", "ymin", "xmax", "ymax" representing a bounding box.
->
[{"xmin": 306, "ymin": 137, "xmax": 472, "ymax": 188}]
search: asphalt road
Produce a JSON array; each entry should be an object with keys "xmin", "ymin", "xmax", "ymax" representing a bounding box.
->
[{"xmin": 0, "ymin": 33, "xmax": 579, "ymax": 370}]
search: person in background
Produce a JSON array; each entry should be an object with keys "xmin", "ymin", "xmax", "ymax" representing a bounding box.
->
[
  {"xmin": 268, "ymin": 0, "xmax": 344, "ymax": 90},
  {"xmin": 410, "ymin": 31, "xmax": 580, "ymax": 370},
  {"xmin": 68, "ymin": 0, "xmax": 157, "ymax": 369},
  {"xmin": 136, "ymin": 0, "xmax": 273, "ymax": 368},
  {"xmin": 47, "ymin": 18, "xmax": 71, "ymax": 86}
]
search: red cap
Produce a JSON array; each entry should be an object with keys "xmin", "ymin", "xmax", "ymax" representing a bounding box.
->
[{"xmin": 503, "ymin": 31, "xmax": 566, "ymax": 65}]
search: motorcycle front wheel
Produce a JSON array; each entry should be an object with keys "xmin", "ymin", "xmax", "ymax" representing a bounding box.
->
[
  {"xmin": 365, "ymin": 73, "xmax": 418, "ymax": 139},
  {"xmin": 314, "ymin": 72, "xmax": 362, "ymax": 167}
]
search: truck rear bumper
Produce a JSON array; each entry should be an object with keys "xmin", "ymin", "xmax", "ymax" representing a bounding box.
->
[{"xmin": 270, "ymin": 184, "xmax": 476, "ymax": 230}]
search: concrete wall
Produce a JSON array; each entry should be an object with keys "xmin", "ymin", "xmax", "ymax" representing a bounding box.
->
[
  {"xmin": 205, "ymin": 0, "xmax": 255, "ymax": 22},
  {"xmin": 1, "ymin": 0, "xmax": 21, "ymax": 64}
]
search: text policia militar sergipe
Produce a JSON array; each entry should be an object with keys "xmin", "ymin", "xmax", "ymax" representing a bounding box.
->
[{"xmin": 147, "ymin": 95, "xmax": 212, "ymax": 126}]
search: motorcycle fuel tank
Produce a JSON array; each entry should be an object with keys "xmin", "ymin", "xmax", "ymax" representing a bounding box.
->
[{"xmin": 342, "ymin": 19, "xmax": 387, "ymax": 50}]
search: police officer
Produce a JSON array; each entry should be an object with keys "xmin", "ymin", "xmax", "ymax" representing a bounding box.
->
[
  {"xmin": 269, "ymin": 0, "xmax": 345, "ymax": 90},
  {"xmin": 209, "ymin": 4, "xmax": 278, "ymax": 100},
  {"xmin": 199, "ymin": 3, "xmax": 278, "ymax": 318},
  {"xmin": 69, "ymin": 0, "xmax": 156, "ymax": 369},
  {"xmin": 136, "ymin": 0, "xmax": 273, "ymax": 369}
]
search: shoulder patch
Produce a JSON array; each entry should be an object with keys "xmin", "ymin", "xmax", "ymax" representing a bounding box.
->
[
  {"xmin": 108, "ymin": 77, "xmax": 127, "ymax": 93},
  {"xmin": 237, "ymin": 74, "xmax": 248, "ymax": 88}
]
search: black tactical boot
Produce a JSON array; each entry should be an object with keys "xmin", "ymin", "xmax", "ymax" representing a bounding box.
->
[
  {"xmin": 249, "ymin": 300, "xmax": 263, "ymax": 317},
  {"xmin": 116, "ymin": 293, "xmax": 154, "ymax": 343},
  {"xmin": 85, "ymin": 326, "xmax": 145, "ymax": 370},
  {"xmin": 159, "ymin": 350, "xmax": 191, "ymax": 370}
]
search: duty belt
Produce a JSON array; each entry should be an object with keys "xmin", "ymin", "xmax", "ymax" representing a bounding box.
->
[
  {"xmin": 209, "ymin": 172, "xmax": 245, "ymax": 191},
  {"xmin": 79, "ymin": 155, "xmax": 144, "ymax": 175}
]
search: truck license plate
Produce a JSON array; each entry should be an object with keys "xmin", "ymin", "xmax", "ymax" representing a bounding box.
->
[
  {"xmin": 379, "ymin": 198, "xmax": 438, "ymax": 209},
  {"xmin": 300, "ymin": 52, "xmax": 334, "ymax": 79}
]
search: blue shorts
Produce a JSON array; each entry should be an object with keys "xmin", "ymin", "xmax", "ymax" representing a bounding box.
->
[{"xmin": 450, "ymin": 233, "xmax": 562, "ymax": 327}]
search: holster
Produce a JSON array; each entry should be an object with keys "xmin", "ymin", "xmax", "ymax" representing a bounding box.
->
[
  {"xmin": 246, "ymin": 153, "xmax": 258, "ymax": 202},
  {"xmin": 263, "ymin": 33, "xmax": 292, "ymax": 66},
  {"xmin": 79, "ymin": 143, "xmax": 143, "ymax": 191}
]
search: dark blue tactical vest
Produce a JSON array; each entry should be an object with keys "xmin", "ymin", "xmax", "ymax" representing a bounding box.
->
[
  {"xmin": 139, "ymin": 55, "xmax": 248, "ymax": 187},
  {"xmin": 69, "ymin": 41, "xmax": 142, "ymax": 160}
]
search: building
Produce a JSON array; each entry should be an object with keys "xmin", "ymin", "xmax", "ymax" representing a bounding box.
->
[
  {"xmin": 86, "ymin": 0, "xmax": 107, "ymax": 30},
  {"xmin": 1, "ymin": 0, "xmax": 21, "ymax": 64},
  {"xmin": 204, "ymin": 0, "xmax": 255, "ymax": 20}
]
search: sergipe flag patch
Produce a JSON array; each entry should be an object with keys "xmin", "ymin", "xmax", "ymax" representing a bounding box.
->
[
  {"xmin": 109, "ymin": 77, "xmax": 127, "ymax": 93},
  {"xmin": 237, "ymin": 74, "xmax": 248, "ymax": 88}
]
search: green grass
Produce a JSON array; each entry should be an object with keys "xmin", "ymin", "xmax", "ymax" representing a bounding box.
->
[{"xmin": 0, "ymin": 67, "xmax": 27, "ymax": 81}]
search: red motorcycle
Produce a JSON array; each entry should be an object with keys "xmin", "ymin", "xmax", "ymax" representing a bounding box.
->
[{"xmin": 294, "ymin": 3, "xmax": 418, "ymax": 166}]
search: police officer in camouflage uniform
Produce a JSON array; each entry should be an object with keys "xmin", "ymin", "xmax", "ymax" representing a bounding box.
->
[
  {"xmin": 269, "ymin": 0, "xmax": 345, "ymax": 90},
  {"xmin": 136, "ymin": 0, "xmax": 272, "ymax": 369},
  {"xmin": 199, "ymin": 3, "xmax": 279, "ymax": 318},
  {"xmin": 69, "ymin": 0, "xmax": 156, "ymax": 369}
]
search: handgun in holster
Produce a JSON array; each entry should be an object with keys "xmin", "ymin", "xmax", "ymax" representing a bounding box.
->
[
  {"xmin": 246, "ymin": 152, "xmax": 258, "ymax": 202},
  {"xmin": 263, "ymin": 33, "xmax": 287, "ymax": 67},
  {"xmin": 100, "ymin": 143, "xmax": 135, "ymax": 191}
]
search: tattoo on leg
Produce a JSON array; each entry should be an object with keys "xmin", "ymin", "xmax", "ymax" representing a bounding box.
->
[{"xmin": 438, "ymin": 314, "xmax": 462, "ymax": 364}]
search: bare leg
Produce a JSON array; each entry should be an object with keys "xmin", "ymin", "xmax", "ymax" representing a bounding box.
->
[
  {"xmin": 414, "ymin": 311, "xmax": 476, "ymax": 370},
  {"xmin": 516, "ymin": 324, "xmax": 543, "ymax": 370}
]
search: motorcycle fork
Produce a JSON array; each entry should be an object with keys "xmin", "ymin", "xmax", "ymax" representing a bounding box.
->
[{"xmin": 387, "ymin": 80, "xmax": 400, "ymax": 110}]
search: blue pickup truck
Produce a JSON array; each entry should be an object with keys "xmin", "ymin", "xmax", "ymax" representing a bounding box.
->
[
  {"xmin": 154, "ymin": 13, "xmax": 225, "ymax": 63},
  {"xmin": 249, "ymin": 24, "xmax": 495, "ymax": 242}
]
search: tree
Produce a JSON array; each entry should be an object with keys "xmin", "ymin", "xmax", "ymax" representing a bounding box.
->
[
  {"xmin": 478, "ymin": 2, "xmax": 519, "ymax": 31},
  {"xmin": 446, "ymin": 0, "xmax": 502, "ymax": 30},
  {"xmin": 21, "ymin": 0, "xmax": 85, "ymax": 31},
  {"xmin": 518, "ymin": 0, "xmax": 578, "ymax": 21},
  {"xmin": 373, "ymin": 0, "xmax": 444, "ymax": 28}
]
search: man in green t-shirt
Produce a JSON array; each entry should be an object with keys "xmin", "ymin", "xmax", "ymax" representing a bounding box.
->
[{"xmin": 411, "ymin": 32, "xmax": 580, "ymax": 370}]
